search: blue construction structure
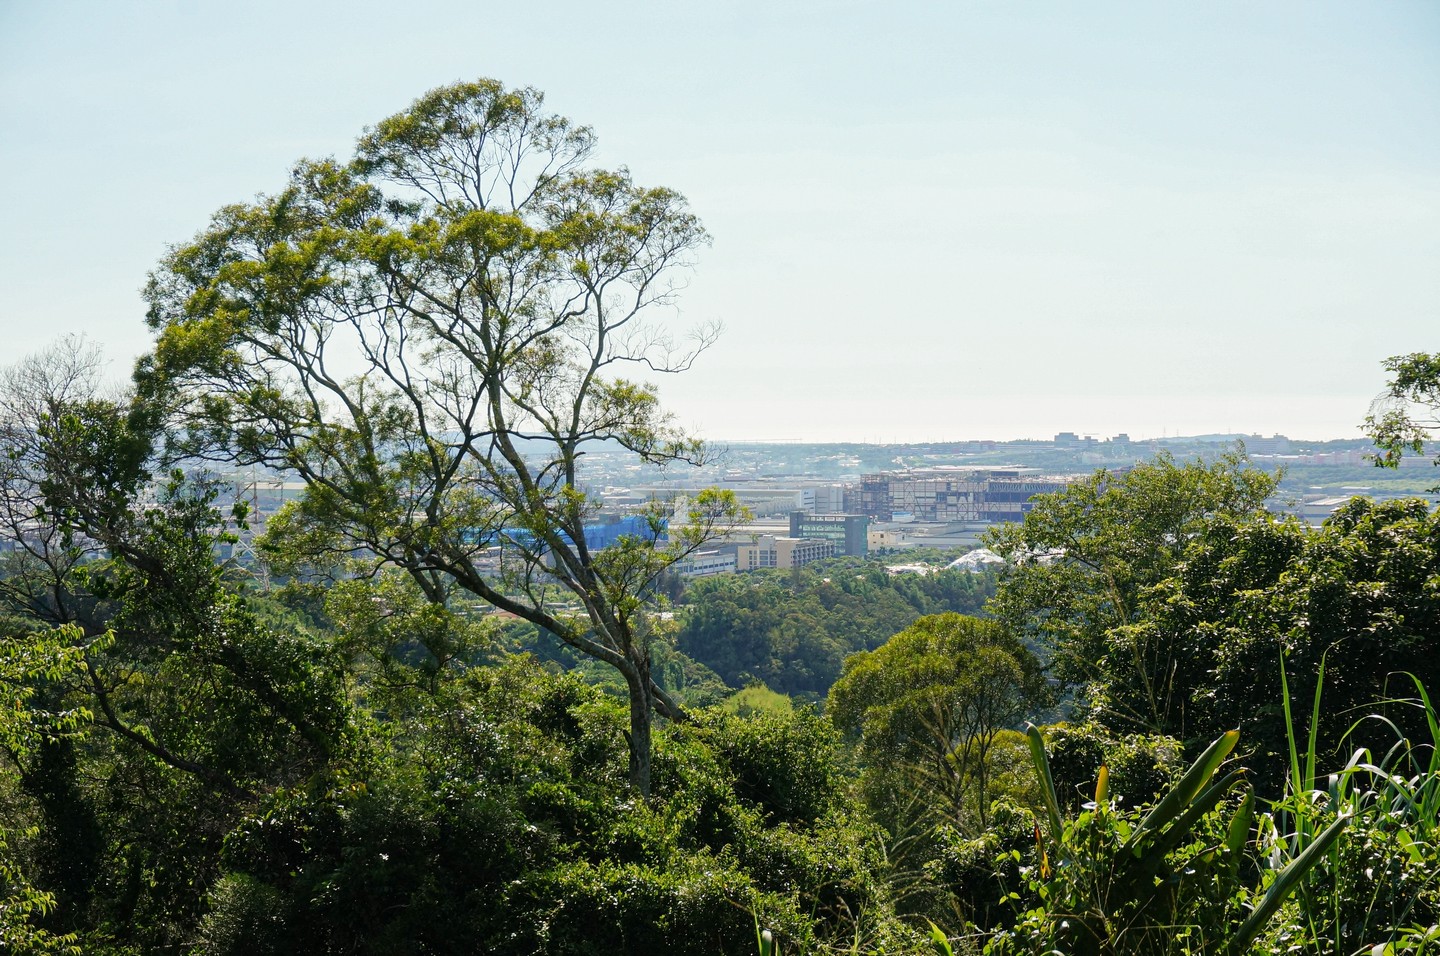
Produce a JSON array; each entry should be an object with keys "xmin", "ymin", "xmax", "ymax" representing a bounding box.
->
[
  {"xmin": 477, "ymin": 514, "xmax": 667, "ymax": 554},
  {"xmin": 580, "ymin": 514, "xmax": 665, "ymax": 550}
]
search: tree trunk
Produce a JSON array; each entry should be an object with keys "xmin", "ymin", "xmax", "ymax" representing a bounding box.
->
[
  {"xmin": 623, "ymin": 658, "xmax": 654, "ymax": 796},
  {"xmin": 23, "ymin": 737, "xmax": 102, "ymax": 932}
]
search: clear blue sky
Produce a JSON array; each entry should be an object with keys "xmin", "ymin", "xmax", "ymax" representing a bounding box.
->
[{"xmin": 2, "ymin": 1, "xmax": 1436, "ymax": 442}]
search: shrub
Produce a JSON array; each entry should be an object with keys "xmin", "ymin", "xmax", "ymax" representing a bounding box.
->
[{"xmin": 1041, "ymin": 722, "xmax": 1183, "ymax": 811}]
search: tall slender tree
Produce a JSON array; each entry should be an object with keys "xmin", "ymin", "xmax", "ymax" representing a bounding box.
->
[{"xmin": 140, "ymin": 79, "xmax": 738, "ymax": 793}]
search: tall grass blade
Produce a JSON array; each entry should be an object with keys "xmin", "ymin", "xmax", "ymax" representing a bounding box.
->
[
  {"xmin": 1280, "ymin": 650, "xmax": 1303, "ymax": 800},
  {"xmin": 1229, "ymin": 810, "xmax": 1350, "ymax": 955},
  {"xmin": 1025, "ymin": 722, "xmax": 1065, "ymax": 845},
  {"xmin": 1123, "ymin": 729, "xmax": 1238, "ymax": 850},
  {"xmin": 1305, "ymin": 649, "xmax": 1329, "ymax": 792},
  {"xmin": 927, "ymin": 921, "xmax": 955, "ymax": 956},
  {"xmin": 1226, "ymin": 790, "xmax": 1254, "ymax": 856}
]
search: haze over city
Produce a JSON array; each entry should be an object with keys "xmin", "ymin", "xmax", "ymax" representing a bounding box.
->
[{"xmin": 2, "ymin": 1, "xmax": 1436, "ymax": 442}]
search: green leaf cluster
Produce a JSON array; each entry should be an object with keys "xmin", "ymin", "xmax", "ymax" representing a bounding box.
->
[
  {"xmin": 677, "ymin": 561, "xmax": 996, "ymax": 699},
  {"xmin": 986, "ymin": 727, "xmax": 1344, "ymax": 956},
  {"xmin": 197, "ymin": 660, "xmax": 912, "ymax": 954}
]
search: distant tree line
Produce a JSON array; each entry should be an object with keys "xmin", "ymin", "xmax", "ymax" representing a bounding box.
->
[{"xmin": 674, "ymin": 558, "xmax": 996, "ymax": 699}]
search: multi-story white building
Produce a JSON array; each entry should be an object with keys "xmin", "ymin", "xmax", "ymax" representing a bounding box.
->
[{"xmin": 672, "ymin": 550, "xmax": 737, "ymax": 578}]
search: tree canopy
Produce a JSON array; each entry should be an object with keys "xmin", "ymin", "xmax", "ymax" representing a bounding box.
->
[
  {"xmin": 0, "ymin": 339, "xmax": 347, "ymax": 949},
  {"xmin": 1126, "ymin": 497, "xmax": 1440, "ymax": 789},
  {"xmin": 675, "ymin": 559, "xmax": 995, "ymax": 699},
  {"xmin": 984, "ymin": 451, "xmax": 1277, "ymax": 731},
  {"xmin": 828, "ymin": 613, "xmax": 1047, "ymax": 829},
  {"xmin": 986, "ymin": 448, "xmax": 1440, "ymax": 795}
]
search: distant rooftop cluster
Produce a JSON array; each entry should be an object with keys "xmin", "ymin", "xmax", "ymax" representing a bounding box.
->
[{"xmin": 101, "ymin": 431, "xmax": 1431, "ymax": 580}]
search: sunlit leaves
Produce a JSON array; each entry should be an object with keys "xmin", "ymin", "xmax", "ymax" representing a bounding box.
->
[
  {"xmin": 985, "ymin": 451, "xmax": 1279, "ymax": 731},
  {"xmin": 1366, "ymin": 352, "xmax": 1440, "ymax": 480},
  {"xmin": 141, "ymin": 78, "xmax": 720, "ymax": 791},
  {"xmin": 829, "ymin": 614, "xmax": 1048, "ymax": 831}
]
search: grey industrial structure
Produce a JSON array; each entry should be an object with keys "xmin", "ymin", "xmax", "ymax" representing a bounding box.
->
[
  {"xmin": 788, "ymin": 512, "xmax": 869, "ymax": 557},
  {"xmin": 858, "ymin": 468, "xmax": 1072, "ymax": 523}
]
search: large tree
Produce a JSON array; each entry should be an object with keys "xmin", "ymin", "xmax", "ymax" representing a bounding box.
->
[
  {"xmin": 0, "ymin": 340, "xmax": 345, "ymax": 947},
  {"xmin": 827, "ymin": 613, "xmax": 1047, "ymax": 831},
  {"xmin": 140, "ymin": 79, "xmax": 737, "ymax": 793},
  {"xmin": 984, "ymin": 451, "xmax": 1277, "ymax": 733},
  {"xmin": 1132, "ymin": 497, "xmax": 1440, "ymax": 792}
]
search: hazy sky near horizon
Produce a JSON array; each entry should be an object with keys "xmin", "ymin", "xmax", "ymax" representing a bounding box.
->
[{"xmin": 2, "ymin": 1, "xmax": 1437, "ymax": 443}]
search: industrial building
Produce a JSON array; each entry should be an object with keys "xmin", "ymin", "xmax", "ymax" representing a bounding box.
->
[
  {"xmin": 671, "ymin": 550, "xmax": 737, "ymax": 577},
  {"xmin": 858, "ymin": 468, "xmax": 1072, "ymax": 523},
  {"xmin": 788, "ymin": 512, "xmax": 869, "ymax": 557}
]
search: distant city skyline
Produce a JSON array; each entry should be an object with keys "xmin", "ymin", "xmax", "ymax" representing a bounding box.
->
[{"xmin": 2, "ymin": 1, "xmax": 1435, "ymax": 445}]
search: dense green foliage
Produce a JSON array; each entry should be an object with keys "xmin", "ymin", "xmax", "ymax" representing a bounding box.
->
[
  {"xmin": 0, "ymin": 330, "xmax": 919, "ymax": 953},
  {"xmin": 984, "ymin": 453, "xmax": 1440, "ymax": 800},
  {"xmin": 1259, "ymin": 673, "xmax": 1440, "ymax": 954},
  {"xmin": 4, "ymin": 368, "xmax": 1437, "ymax": 952},
  {"xmin": 676, "ymin": 560, "xmax": 995, "ymax": 699},
  {"xmin": 1037, "ymin": 721, "xmax": 1184, "ymax": 812},
  {"xmin": 985, "ymin": 451, "xmax": 1277, "ymax": 720},
  {"xmin": 198, "ymin": 660, "xmax": 913, "ymax": 955},
  {"xmin": 1109, "ymin": 497, "xmax": 1440, "ymax": 792},
  {"xmin": 986, "ymin": 727, "xmax": 1344, "ymax": 956},
  {"xmin": 828, "ymin": 614, "xmax": 1047, "ymax": 831}
]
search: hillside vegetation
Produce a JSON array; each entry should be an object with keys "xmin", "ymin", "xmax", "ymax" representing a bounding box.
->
[{"xmin": 676, "ymin": 560, "xmax": 995, "ymax": 699}]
